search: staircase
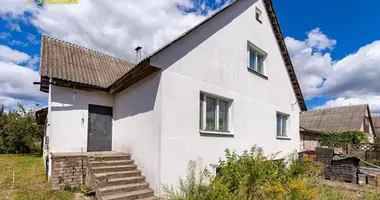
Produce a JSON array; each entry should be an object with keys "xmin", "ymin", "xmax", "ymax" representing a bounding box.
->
[{"xmin": 88, "ymin": 153, "xmax": 157, "ymax": 200}]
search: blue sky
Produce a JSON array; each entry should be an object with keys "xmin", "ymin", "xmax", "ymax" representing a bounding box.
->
[
  {"xmin": 0, "ymin": 0, "xmax": 380, "ymax": 112},
  {"xmin": 273, "ymin": 0, "xmax": 380, "ymax": 110}
]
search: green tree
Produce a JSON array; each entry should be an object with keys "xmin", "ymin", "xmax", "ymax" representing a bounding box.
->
[{"xmin": 0, "ymin": 104, "xmax": 43, "ymax": 154}]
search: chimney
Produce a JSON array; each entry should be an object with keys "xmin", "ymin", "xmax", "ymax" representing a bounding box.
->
[{"xmin": 135, "ymin": 46, "xmax": 142, "ymax": 62}]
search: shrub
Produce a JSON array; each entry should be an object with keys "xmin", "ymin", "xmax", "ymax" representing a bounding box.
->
[
  {"xmin": 319, "ymin": 131, "xmax": 368, "ymax": 147},
  {"xmin": 164, "ymin": 146, "xmax": 324, "ymax": 200}
]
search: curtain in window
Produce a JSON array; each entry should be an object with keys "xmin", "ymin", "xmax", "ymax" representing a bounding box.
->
[
  {"xmin": 206, "ymin": 97, "xmax": 216, "ymax": 130},
  {"xmin": 249, "ymin": 49, "xmax": 256, "ymax": 70},
  {"xmin": 219, "ymin": 100, "xmax": 229, "ymax": 132},
  {"xmin": 276, "ymin": 115, "xmax": 282, "ymax": 136}
]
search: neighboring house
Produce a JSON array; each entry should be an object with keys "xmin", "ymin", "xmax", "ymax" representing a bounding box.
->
[
  {"xmin": 373, "ymin": 116, "xmax": 380, "ymax": 138},
  {"xmin": 36, "ymin": 0, "xmax": 306, "ymax": 196},
  {"xmin": 300, "ymin": 104, "xmax": 375, "ymax": 151}
]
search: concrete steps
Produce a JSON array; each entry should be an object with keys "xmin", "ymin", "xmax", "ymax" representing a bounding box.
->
[
  {"xmin": 90, "ymin": 160, "xmax": 134, "ymax": 167},
  {"xmin": 94, "ymin": 170, "xmax": 142, "ymax": 180},
  {"xmin": 101, "ymin": 189, "xmax": 154, "ymax": 200},
  {"xmin": 98, "ymin": 182, "xmax": 149, "ymax": 196},
  {"xmin": 89, "ymin": 154, "xmax": 131, "ymax": 162},
  {"xmin": 100, "ymin": 176, "xmax": 146, "ymax": 187},
  {"xmin": 92, "ymin": 165, "xmax": 137, "ymax": 174},
  {"xmin": 89, "ymin": 153, "xmax": 157, "ymax": 200}
]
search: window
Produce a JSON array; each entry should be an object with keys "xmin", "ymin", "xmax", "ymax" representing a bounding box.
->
[
  {"xmin": 200, "ymin": 93, "xmax": 231, "ymax": 133},
  {"xmin": 255, "ymin": 7, "xmax": 262, "ymax": 23},
  {"xmin": 248, "ymin": 45, "xmax": 266, "ymax": 75},
  {"xmin": 276, "ymin": 113, "xmax": 288, "ymax": 137}
]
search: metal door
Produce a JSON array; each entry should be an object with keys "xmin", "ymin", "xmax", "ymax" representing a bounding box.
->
[{"xmin": 87, "ymin": 104, "xmax": 113, "ymax": 151}]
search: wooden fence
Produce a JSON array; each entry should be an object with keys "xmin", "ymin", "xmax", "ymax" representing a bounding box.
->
[{"xmin": 330, "ymin": 143, "xmax": 380, "ymax": 162}]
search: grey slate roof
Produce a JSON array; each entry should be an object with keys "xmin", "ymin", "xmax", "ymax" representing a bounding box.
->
[
  {"xmin": 373, "ymin": 116, "xmax": 380, "ymax": 136},
  {"xmin": 300, "ymin": 105, "xmax": 369, "ymax": 132},
  {"xmin": 40, "ymin": 36, "xmax": 135, "ymax": 88}
]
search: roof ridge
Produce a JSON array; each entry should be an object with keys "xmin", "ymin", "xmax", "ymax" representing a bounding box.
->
[
  {"xmin": 306, "ymin": 104, "xmax": 369, "ymax": 112},
  {"xmin": 42, "ymin": 35, "xmax": 136, "ymax": 66}
]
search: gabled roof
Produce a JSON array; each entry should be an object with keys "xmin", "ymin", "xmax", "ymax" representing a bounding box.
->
[
  {"xmin": 300, "ymin": 104, "xmax": 373, "ymax": 133},
  {"xmin": 38, "ymin": 0, "xmax": 307, "ymax": 111},
  {"xmin": 372, "ymin": 116, "xmax": 380, "ymax": 136}
]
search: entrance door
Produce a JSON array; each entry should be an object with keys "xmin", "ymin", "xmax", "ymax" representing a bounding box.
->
[{"xmin": 87, "ymin": 104, "xmax": 113, "ymax": 152}]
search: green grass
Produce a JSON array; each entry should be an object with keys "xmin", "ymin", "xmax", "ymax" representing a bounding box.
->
[{"xmin": 0, "ymin": 154, "xmax": 73, "ymax": 200}]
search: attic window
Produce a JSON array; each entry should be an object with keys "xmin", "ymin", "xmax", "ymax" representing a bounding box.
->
[{"xmin": 255, "ymin": 8, "xmax": 262, "ymax": 23}]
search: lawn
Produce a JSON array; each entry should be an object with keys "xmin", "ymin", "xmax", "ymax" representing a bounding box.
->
[{"xmin": 0, "ymin": 154, "xmax": 73, "ymax": 200}]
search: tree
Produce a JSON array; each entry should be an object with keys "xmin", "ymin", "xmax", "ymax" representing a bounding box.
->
[{"xmin": 0, "ymin": 104, "xmax": 43, "ymax": 154}]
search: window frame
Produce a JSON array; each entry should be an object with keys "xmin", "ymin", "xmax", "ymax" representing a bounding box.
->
[
  {"xmin": 200, "ymin": 93, "xmax": 232, "ymax": 135},
  {"xmin": 276, "ymin": 112, "xmax": 290, "ymax": 139},
  {"xmin": 247, "ymin": 42, "xmax": 267, "ymax": 78}
]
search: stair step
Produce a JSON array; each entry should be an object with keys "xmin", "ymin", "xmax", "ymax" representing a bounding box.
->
[
  {"xmin": 92, "ymin": 165, "xmax": 137, "ymax": 173},
  {"xmin": 101, "ymin": 189, "xmax": 154, "ymax": 200},
  {"xmin": 99, "ymin": 182, "xmax": 149, "ymax": 196},
  {"xmin": 94, "ymin": 170, "xmax": 142, "ymax": 180},
  {"xmin": 89, "ymin": 154, "xmax": 131, "ymax": 162},
  {"xmin": 138, "ymin": 197, "xmax": 159, "ymax": 200},
  {"xmin": 90, "ymin": 160, "xmax": 134, "ymax": 167},
  {"xmin": 99, "ymin": 176, "xmax": 145, "ymax": 187}
]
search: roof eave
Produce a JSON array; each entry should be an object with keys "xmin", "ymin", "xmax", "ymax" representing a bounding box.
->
[
  {"xmin": 263, "ymin": 0, "xmax": 307, "ymax": 111},
  {"xmin": 108, "ymin": 58, "xmax": 161, "ymax": 94}
]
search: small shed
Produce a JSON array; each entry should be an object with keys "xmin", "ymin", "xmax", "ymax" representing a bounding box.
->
[{"xmin": 329, "ymin": 155, "xmax": 360, "ymax": 183}]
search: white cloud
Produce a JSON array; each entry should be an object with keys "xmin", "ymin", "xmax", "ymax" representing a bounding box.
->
[
  {"xmin": 0, "ymin": 32, "xmax": 11, "ymax": 40},
  {"xmin": 0, "ymin": 0, "xmax": 231, "ymax": 109},
  {"xmin": 0, "ymin": 61, "xmax": 46, "ymax": 108},
  {"xmin": 286, "ymin": 28, "xmax": 380, "ymax": 112},
  {"xmin": 314, "ymin": 96, "xmax": 380, "ymax": 114},
  {"xmin": 317, "ymin": 41, "xmax": 380, "ymax": 97},
  {"xmin": 28, "ymin": 0, "xmax": 228, "ymax": 61},
  {"xmin": 27, "ymin": 33, "xmax": 40, "ymax": 45},
  {"xmin": 285, "ymin": 28, "xmax": 336, "ymax": 99},
  {"xmin": 0, "ymin": 43, "xmax": 45, "ymax": 108},
  {"xmin": 9, "ymin": 40, "xmax": 26, "ymax": 46},
  {"xmin": 7, "ymin": 22, "xmax": 22, "ymax": 32},
  {"xmin": 0, "ymin": 44, "xmax": 31, "ymax": 64},
  {"xmin": 0, "ymin": 0, "xmax": 37, "ymax": 16},
  {"xmin": 26, "ymin": 54, "xmax": 40, "ymax": 70},
  {"xmin": 306, "ymin": 28, "xmax": 336, "ymax": 51}
]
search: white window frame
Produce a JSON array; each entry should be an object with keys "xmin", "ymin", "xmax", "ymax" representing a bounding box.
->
[
  {"xmin": 247, "ymin": 42, "xmax": 267, "ymax": 76},
  {"xmin": 200, "ymin": 93, "xmax": 232, "ymax": 135},
  {"xmin": 276, "ymin": 112, "xmax": 290, "ymax": 139}
]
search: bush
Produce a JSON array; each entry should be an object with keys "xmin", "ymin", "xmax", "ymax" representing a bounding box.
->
[
  {"xmin": 0, "ymin": 104, "xmax": 43, "ymax": 154},
  {"xmin": 164, "ymin": 146, "xmax": 324, "ymax": 200},
  {"xmin": 319, "ymin": 131, "xmax": 368, "ymax": 147}
]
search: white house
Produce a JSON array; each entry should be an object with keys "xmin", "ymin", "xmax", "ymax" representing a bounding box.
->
[{"xmin": 36, "ymin": 0, "xmax": 307, "ymax": 197}]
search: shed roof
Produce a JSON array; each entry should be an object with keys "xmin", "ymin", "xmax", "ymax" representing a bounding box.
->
[
  {"xmin": 300, "ymin": 105, "xmax": 370, "ymax": 133},
  {"xmin": 39, "ymin": 36, "xmax": 135, "ymax": 89}
]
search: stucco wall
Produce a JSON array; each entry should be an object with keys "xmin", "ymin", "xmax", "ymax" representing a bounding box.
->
[
  {"xmin": 112, "ymin": 72, "xmax": 162, "ymax": 195},
  {"xmin": 49, "ymin": 86, "xmax": 114, "ymax": 153},
  {"xmin": 151, "ymin": 0, "xmax": 301, "ymax": 188}
]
